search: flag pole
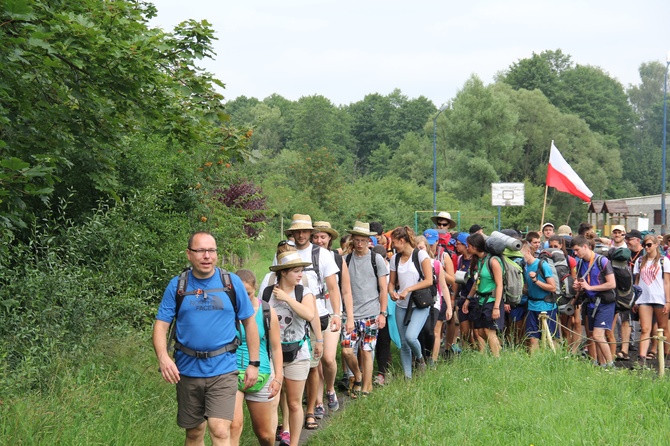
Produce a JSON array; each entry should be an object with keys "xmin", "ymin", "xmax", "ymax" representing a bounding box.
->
[
  {"xmin": 540, "ymin": 184, "xmax": 548, "ymax": 229},
  {"xmin": 540, "ymin": 140, "xmax": 554, "ymax": 229}
]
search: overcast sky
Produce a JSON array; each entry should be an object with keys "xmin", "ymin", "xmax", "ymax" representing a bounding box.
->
[{"xmin": 149, "ymin": 0, "xmax": 670, "ymax": 107}]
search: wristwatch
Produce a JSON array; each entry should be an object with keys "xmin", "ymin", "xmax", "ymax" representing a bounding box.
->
[
  {"xmin": 380, "ymin": 311, "xmax": 388, "ymax": 317},
  {"xmin": 248, "ymin": 360, "xmax": 260, "ymax": 367}
]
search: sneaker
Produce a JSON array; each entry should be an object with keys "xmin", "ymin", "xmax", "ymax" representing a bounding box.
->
[
  {"xmin": 314, "ymin": 404, "xmax": 325, "ymax": 419},
  {"xmin": 275, "ymin": 425, "xmax": 283, "ymax": 441},
  {"xmin": 336, "ymin": 376, "xmax": 350, "ymax": 392},
  {"xmin": 327, "ymin": 391, "xmax": 339, "ymax": 411},
  {"xmin": 279, "ymin": 431, "xmax": 290, "ymax": 446},
  {"xmin": 374, "ymin": 373, "xmax": 385, "ymax": 386}
]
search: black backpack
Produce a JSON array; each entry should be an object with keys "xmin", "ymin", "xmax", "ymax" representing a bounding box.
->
[
  {"xmin": 607, "ymin": 247, "xmax": 635, "ymax": 309},
  {"xmin": 168, "ymin": 267, "xmax": 240, "ymax": 359}
]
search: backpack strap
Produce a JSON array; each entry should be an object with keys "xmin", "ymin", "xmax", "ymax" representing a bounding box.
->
[
  {"xmin": 412, "ymin": 248, "xmax": 424, "ymax": 280},
  {"xmin": 260, "ymin": 299, "xmax": 272, "ymax": 360},
  {"xmin": 332, "ymin": 249, "xmax": 343, "ymax": 287},
  {"xmin": 308, "ymin": 244, "xmax": 324, "ymax": 298}
]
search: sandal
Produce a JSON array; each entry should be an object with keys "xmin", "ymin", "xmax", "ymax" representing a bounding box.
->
[
  {"xmin": 349, "ymin": 380, "xmax": 362, "ymax": 399},
  {"xmin": 616, "ymin": 351, "xmax": 630, "ymax": 360},
  {"xmin": 646, "ymin": 352, "xmax": 657, "ymax": 360},
  {"xmin": 304, "ymin": 413, "xmax": 318, "ymax": 430}
]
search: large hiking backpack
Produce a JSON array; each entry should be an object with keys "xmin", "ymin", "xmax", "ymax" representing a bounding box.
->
[
  {"xmin": 435, "ymin": 231, "xmax": 452, "ymax": 264},
  {"xmin": 537, "ymin": 248, "xmax": 574, "ymax": 305},
  {"xmin": 168, "ymin": 267, "xmax": 240, "ymax": 358},
  {"xmin": 608, "ymin": 247, "xmax": 635, "ymax": 309},
  {"xmin": 486, "ymin": 254, "xmax": 524, "ymax": 306}
]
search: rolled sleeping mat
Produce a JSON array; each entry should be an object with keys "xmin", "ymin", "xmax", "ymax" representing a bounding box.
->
[
  {"xmin": 489, "ymin": 231, "xmax": 522, "ymax": 251},
  {"xmin": 455, "ymin": 270, "xmax": 467, "ymax": 284}
]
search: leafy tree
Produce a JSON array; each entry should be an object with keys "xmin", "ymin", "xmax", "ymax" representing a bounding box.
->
[{"xmin": 0, "ymin": 0, "xmax": 251, "ymax": 235}]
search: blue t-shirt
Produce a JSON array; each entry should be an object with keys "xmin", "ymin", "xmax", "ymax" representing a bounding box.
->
[
  {"xmin": 156, "ymin": 268, "xmax": 255, "ymax": 378},
  {"xmin": 524, "ymin": 259, "xmax": 556, "ymax": 312},
  {"xmin": 576, "ymin": 255, "xmax": 614, "ymax": 309}
]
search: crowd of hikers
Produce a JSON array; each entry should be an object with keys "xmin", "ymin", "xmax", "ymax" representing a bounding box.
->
[{"xmin": 154, "ymin": 213, "xmax": 670, "ymax": 446}]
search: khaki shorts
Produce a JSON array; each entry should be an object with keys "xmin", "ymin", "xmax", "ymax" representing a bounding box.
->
[
  {"xmin": 176, "ymin": 372, "xmax": 238, "ymax": 428},
  {"xmin": 283, "ymin": 359, "xmax": 310, "ymax": 381}
]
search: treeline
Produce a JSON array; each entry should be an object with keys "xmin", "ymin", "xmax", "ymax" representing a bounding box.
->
[{"xmin": 230, "ymin": 49, "xmax": 668, "ymax": 232}]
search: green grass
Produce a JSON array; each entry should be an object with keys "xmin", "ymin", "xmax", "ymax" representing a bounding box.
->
[
  {"xmin": 307, "ymin": 350, "xmax": 670, "ymax": 446},
  {"xmin": 5, "ymin": 336, "xmax": 670, "ymax": 445}
]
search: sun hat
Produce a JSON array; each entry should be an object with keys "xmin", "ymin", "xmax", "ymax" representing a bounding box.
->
[
  {"xmin": 269, "ymin": 251, "xmax": 311, "ymax": 272},
  {"xmin": 611, "ymin": 224, "xmax": 626, "ymax": 234},
  {"xmin": 313, "ymin": 221, "xmax": 339, "ymax": 239},
  {"xmin": 285, "ymin": 214, "xmax": 314, "ymax": 233},
  {"xmin": 423, "ymin": 229, "xmax": 439, "ymax": 245},
  {"xmin": 347, "ymin": 221, "xmax": 376, "ymax": 237},
  {"xmin": 557, "ymin": 225, "xmax": 572, "ymax": 236},
  {"xmin": 430, "ymin": 211, "xmax": 456, "ymax": 229}
]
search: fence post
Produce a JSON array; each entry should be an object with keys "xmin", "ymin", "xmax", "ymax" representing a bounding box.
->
[
  {"xmin": 658, "ymin": 329, "xmax": 666, "ymax": 378},
  {"xmin": 539, "ymin": 311, "xmax": 556, "ymax": 352}
]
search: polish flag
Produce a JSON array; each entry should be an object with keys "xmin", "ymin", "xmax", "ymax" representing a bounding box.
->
[{"xmin": 546, "ymin": 142, "xmax": 593, "ymax": 202}]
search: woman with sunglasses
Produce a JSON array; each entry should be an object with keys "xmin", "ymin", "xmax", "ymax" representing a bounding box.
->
[
  {"xmin": 633, "ymin": 234, "xmax": 670, "ymax": 365},
  {"xmin": 388, "ymin": 226, "xmax": 435, "ymax": 378},
  {"xmin": 259, "ymin": 245, "xmax": 317, "ymax": 446}
]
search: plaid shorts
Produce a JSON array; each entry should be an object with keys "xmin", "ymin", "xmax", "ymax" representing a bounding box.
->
[{"xmin": 341, "ymin": 316, "xmax": 379, "ymax": 352}]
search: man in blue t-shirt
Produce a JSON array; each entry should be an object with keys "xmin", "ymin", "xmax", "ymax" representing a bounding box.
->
[
  {"xmin": 521, "ymin": 241, "xmax": 559, "ymax": 352},
  {"xmin": 153, "ymin": 231, "xmax": 260, "ymax": 445},
  {"xmin": 573, "ymin": 235, "xmax": 616, "ymax": 367}
]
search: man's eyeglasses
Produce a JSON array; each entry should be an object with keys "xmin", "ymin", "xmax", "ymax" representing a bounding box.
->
[
  {"xmin": 436, "ymin": 221, "xmax": 449, "ymax": 228},
  {"xmin": 644, "ymin": 243, "xmax": 654, "ymax": 248},
  {"xmin": 278, "ymin": 240, "xmax": 295, "ymax": 247},
  {"xmin": 188, "ymin": 248, "xmax": 217, "ymax": 256}
]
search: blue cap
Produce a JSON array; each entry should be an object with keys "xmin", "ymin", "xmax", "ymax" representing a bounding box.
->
[
  {"xmin": 456, "ymin": 232, "xmax": 469, "ymax": 246},
  {"xmin": 424, "ymin": 229, "xmax": 439, "ymax": 245},
  {"xmin": 369, "ymin": 236, "xmax": 378, "ymax": 246}
]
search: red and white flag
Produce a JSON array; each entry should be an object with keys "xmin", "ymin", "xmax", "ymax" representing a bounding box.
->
[{"xmin": 546, "ymin": 141, "xmax": 593, "ymax": 202}]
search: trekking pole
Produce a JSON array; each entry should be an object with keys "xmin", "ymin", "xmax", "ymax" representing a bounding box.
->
[{"xmin": 658, "ymin": 328, "xmax": 666, "ymax": 378}]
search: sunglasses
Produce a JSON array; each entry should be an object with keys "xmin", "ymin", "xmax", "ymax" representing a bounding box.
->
[
  {"xmin": 436, "ymin": 221, "xmax": 450, "ymax": 227},
  {"xmin": 277, "ymin": 240, "xmax": 295, "ymax": 247},
  {"xmin": 644, "ymin": 243, "xmax": 654, "ymax": 248}
]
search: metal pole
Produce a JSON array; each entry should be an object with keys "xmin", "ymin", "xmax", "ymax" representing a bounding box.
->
[
  {"xmin": 432, "ymin": 104, "xmax": 448, "ymax": 216},
  {"xmin": 433, "ymin": 116, "xmax": 437, "ymax": 215},
  {"xmin": 662, "ymin": 58, "xmax": 669, "ymax": 235}
]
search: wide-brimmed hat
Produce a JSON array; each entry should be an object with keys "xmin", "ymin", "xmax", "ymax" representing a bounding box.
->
[
  {"xmin": 286, "ymin": 214, "xmax": 314, "ymax": 233},
  {"xmin": 431, "ymin": 211, "xmax": 456, "ymax": 229},
  {"xmin": 313, "ymin": 221, "xmax": 339, "ymax": 239},
  {"xmin": 347, "ymin": 221, "xmax": 376, "ymax": 237},
  {"xmin": 269, "ymin": 251, "xmax": 312, "ymax": 272}
]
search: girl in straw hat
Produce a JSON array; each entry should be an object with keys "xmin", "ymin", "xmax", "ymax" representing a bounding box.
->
[{"xmin": 263, "ymin": 249, "xmax": 316, "ymax": 446}]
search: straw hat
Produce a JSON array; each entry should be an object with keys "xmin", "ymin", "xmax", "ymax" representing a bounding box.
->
[
  {"xmin": 285, "ymin": 214, "xmax": 314, "ymax": 233},
  {"xmin": 347, "ymin": 221, "xmax": 376, "ymax": 237},
  {"xmin": 269, "ymin": 251, "xmax": 312, "ymax": 272},
  {"xmin": 430, "ymin": 211, "xmax": 456, "ymax": 229},
  {"xmin": 313, "ymin": 221, "xmax": 339, "ymax": 239}
]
